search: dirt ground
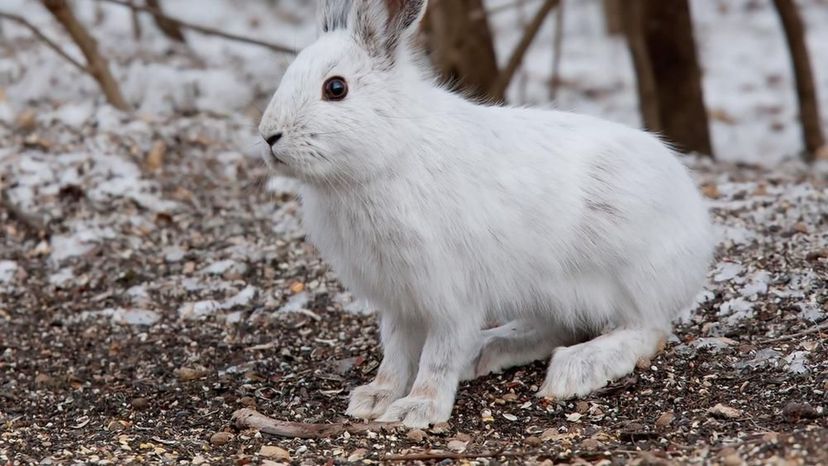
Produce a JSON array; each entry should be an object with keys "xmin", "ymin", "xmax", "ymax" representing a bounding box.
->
[{"xmin": 1, "ymin": 100, "xmax": 827, "ymax": 466}]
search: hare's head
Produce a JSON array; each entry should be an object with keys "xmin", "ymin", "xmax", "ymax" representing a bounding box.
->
[{"xmin": 259, "ymin": 0, "xmax": 430, "ymax": 185}]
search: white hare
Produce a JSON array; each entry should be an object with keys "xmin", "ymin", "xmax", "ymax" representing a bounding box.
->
[{"xmin": 259, "ymin": 0, "xmax": 714, "ymax": 428}]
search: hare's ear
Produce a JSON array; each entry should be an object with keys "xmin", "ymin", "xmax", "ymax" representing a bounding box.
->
[
  {"xmin": 320, "ymin": 0, "xmax": 353, "ymax": 33},
  {"xmin": 385, "ymin": 0, "xmax": 428, "ymax": 40},
  {"xmin": 351, "ymin": 0, "xmax": 428, "ymax": 58}
]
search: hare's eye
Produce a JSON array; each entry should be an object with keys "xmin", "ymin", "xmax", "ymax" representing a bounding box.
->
[{"xmin": 323, "ymin": 76, "xmax": 348, "ymax": 101}]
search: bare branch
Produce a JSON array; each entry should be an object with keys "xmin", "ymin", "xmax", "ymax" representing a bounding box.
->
[
  {"xmin": 470, "ymin": 0, "xmax": 543, "ymax": 21},
  {"xmin": 41, "ymin": 0, "xmax": 132, "ymax": 111},
  {"xmin": 0, "ymin": 10, "xmax": 88, "ymax": 73},
  {"xmin": 145, "ymin": 0, "xmax": 186, "ymax": 43},
  {"xmin": 128, "ymin": 0, "xmax": 142, "ymax": 40},
  {"xmin": 96, "ymin": 0, "xmax": 296, "ymax": 54},
  {"xmin": 490, "ymin": 0, "xmax": 560, "ymax": 99},
  {"xmin": 232, "ymin": 409, "xmax": 401, "ymax": 439},
  {"xmin": 549, "ymin": 0, "xmax": 565, "ymax": 99}
]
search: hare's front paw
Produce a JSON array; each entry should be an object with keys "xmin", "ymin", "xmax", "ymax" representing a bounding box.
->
[
  {"xmin": 346, "ymin": 384, "xmax": 400, "ymax": 420},
  {"xmin": 376, "ymin": 396, "xmax": 451, "ymax": 428}
]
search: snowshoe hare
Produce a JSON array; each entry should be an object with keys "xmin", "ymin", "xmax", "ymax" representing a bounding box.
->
[{"xmin": 258, "ymin": 0, "xmax": 714, "ymax": 428}]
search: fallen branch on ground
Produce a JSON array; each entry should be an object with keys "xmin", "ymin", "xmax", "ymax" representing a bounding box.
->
[
  {"xmin": 231, "ymin": 408, "xmax": 401, "ymax": 439},
  {"xmin": 760, "ymin": 321, "xmax": 828, "ymax": 343},
  {"xmin": 95, "ymin": 0, "xmax": 296, "ymax": 54},
  {"xmin": 382, "ymin": 449, "xmax": 534, "ymax": 462}
]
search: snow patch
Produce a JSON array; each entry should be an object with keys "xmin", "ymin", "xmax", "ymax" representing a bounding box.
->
[{"xmin": 0, "ymin": 261, "xmax": 19, "ymax": 285}]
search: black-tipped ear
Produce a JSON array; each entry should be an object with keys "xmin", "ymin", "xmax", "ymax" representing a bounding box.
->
[
  {"xmin": 320, "ymin": 0, "xmax": 353, "ymax": 33},
  {"xmin": 351, "ymin": 0, "xmax": 428, "ymax": 59}
]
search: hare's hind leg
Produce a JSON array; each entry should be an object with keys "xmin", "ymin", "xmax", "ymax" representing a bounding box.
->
[
  {"xmin": 462, "ymin": 320, "xmax": 574, "ymax": 381},
  {"xmin": 537, "ymin": 327, "xmax": 666, "ymax": 400}
]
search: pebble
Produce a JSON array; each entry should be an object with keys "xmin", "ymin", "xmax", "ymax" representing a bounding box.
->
[
  {"xmin": 131, "ymin": 397, "xmax": 149, "ymax": 410},
  {"xmin": 579, "ymin": 438, "xmax": 603, "ymax": 450},
  {"xmin": 782, "ymin": 402, "xmax": 821, "ymax": 421},
  {"xmin": 347, "ymin": 448, "xmax": 368, "ymax": 461},
  {"xmin": 259, "ymin": 445, "xmax": 290, "ymax": 460},
  {"xmin": 722, "ymin": 453, "xmax": 744, "ymax": 466},
  {"xmin": 239, "ymin": 396, "xmax": 256, "ymax": 408},
  {"xmin": 708, "ymin": 403, "xmax": 742, "ymax": 419},
  {"xmin": 406, "ymin": 429, "xmax": 426, "ymax": 442},
  {"xmin": 175, "ymin": 367, "xmax": 206, "ymax": 381},
  {"xmin": 454, "ymin": 432, "xmax": 472, "ymax": 442},
  {"xmin": 447, "ymin": 440, "xmax": 468, "ymax": 452},
  {"xmin": 655, "ymin": 411, "xmax": 675, "ymax": 428},
  {"xmin": 430, "ymin": 422, "xmax": 450, "ymax": 434},
  {"xmin": 525, "ymin": 436, "xmax": 542, "ymax": 447},
  {"xmin": 210, "ymin": 432, "xmax": 233, "ymax": 446}
]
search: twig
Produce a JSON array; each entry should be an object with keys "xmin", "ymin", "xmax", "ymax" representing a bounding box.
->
[
  {"xmin": 232, "ymin": 408, "xmax": 401, "ymax": 439},
  {"xmin": 471, "ymin": 0, "xmax": 543, "ymax": 20},
  {"xmin": 128, "ymin": 0, "xmax": 141, "ymax": 40},
  {"xmin": 41, "ymin": 0, "xmax": 132, "ymax": 111},
  {"xmin": 0, "ymin": 10, "xmax": 88, "ymax": 73},
  {"xmin": 549, "ymin": 0, "xmax": 565, "ymax": 99},
  {"xmin": 491, "ymin": 0, "xmax": 560, "ymax": 98},
  {"xmin": 382, "ymin": 449, "xmax": 534, "ymax": 462},
  {"xmin": 145, "ymin": 0, "xmax": 185, "ymax": 43},
  {"xmin": 760, "ymin": 322, "xmax": 828, "ymax": 343},
  {"xmin": 95, "ymin": 0, "xmax": 296, "ymax": 54}
]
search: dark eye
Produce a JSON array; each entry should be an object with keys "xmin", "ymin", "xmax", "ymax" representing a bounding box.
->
[{"xmin": 323, "ymin": 76, "xmax": 348, "ymax": 101}]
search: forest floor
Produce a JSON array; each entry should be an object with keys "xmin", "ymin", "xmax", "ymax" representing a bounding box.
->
[{"xmin": 2, "ymin": 108, "xmax": 827, "ymax": 465}]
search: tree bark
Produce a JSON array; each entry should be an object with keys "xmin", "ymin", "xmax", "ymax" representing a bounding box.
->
[
  {"xmin": 426, "ymin": 0, "xmax": 501, "ymax": 101},
  {"xmin": 41, "ymin": 0, "xmax": 131, "ymax": 111},
  {"xmin": 145, "ymin": 0, "xmax": 187, "ymax": 43},
  {"xmin": 622, "ymin": 0, "xmax": 660, "ymax": 132},
  {"xmin": 626, "ymin": 0, "xmax": 713, "ymax": 156},
  {"xmin": 603, "ymin": 0, "xmax": 623, "ymax": 35},
  {"xmin": 772, "ymin": 0, "xmax": 825, "ymax": 161}
]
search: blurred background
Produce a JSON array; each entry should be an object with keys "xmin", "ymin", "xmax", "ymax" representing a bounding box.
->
[
  {"xmin": 1, "ymin": 1, "xmax": 827, "ymax": 464},
  {"xmin": 1, "ymin": 0, "xmax": 827, "ymax": 163}
]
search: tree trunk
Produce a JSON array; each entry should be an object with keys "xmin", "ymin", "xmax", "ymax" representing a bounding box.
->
[
  {"xmin": 772, "ymin": 0, "xmax": 825, "ymax": 161},
  {"xmin": 41, "ymin": 0, "xmax": 131, "ymax": 111},
  {"xmin": 426, "ymin": 0, "xmax": 500, "ymax": 101},
  {"xmin": 626, "ymin": 0, "xmax": 713, "ymax": 156},
  {"xmin": 622, "ymin": 1, "xmax": 660, "ymax": 132},
  {"xmin": 146, "ymin": 0, "xmax": 186, "ymax": 43},
  {"xmin": 603, "ymin": 0, "xmax": 623, "ymax": 35}
]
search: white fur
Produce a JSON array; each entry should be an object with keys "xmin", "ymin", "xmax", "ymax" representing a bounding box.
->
[{"xmin": 259, "ymin": 0, "xmax": 715, "ymax": 428}]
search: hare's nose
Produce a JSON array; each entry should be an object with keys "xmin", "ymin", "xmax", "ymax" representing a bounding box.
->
[{"xmin": 264, "ymin": 132, "xmax": 283, "ymax": 146}]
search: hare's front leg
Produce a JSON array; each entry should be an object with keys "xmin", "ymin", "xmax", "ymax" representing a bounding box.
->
[
  {"xmin": 346, "ymin": 313, "xmax": 423, "ymax": 420},
  {"xmin": 378, "ymin": 316, "xmax": 479, "ymax": 428}
]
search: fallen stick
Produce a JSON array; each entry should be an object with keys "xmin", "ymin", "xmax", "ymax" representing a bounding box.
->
[
  {"xmin": 760, "ymin": 321, "xmax": 828, "ymax": 343},
  {"xmin": 231, "ymin": 408, "xmax": 401, "ymax": 439},
  {"xmin": 382, "ymin": 449, "xmax": 532, "ymax": 462}
]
